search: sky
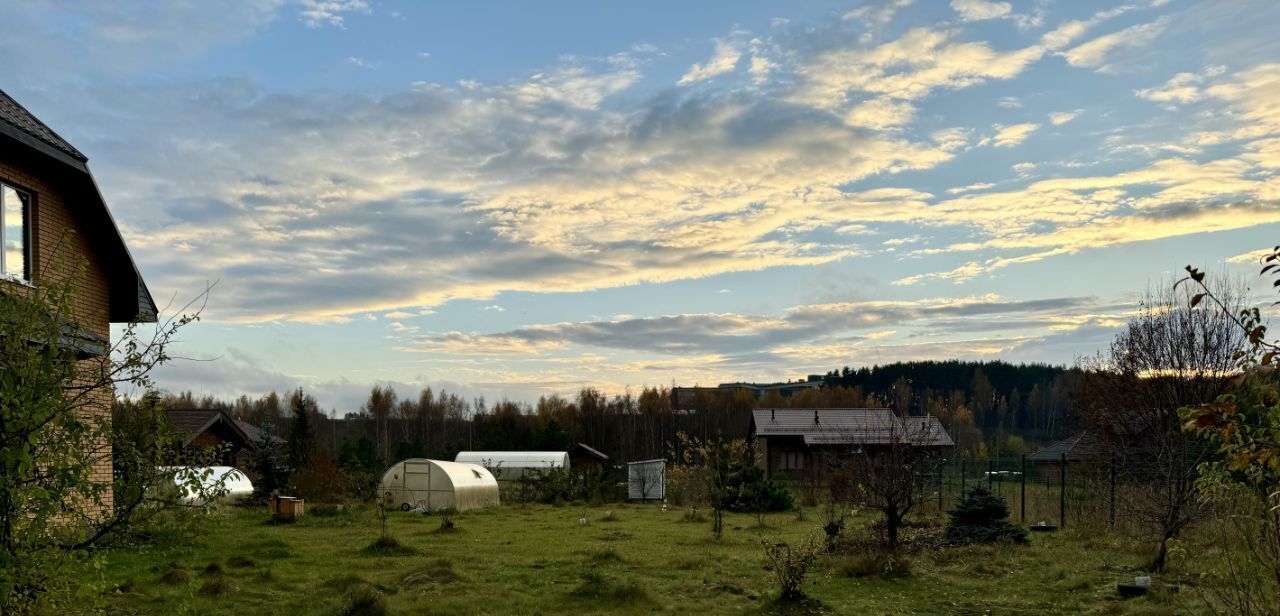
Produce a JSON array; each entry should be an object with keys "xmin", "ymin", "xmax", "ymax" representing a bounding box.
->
[{"xmin": 2, "ymin": 0, "xmax": 1278, "ymax": 412}]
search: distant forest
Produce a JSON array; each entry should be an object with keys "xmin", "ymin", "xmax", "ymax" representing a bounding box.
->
[{"xmin": 129, "ymin": 360, "xmax": 1079, "ymax": 470}]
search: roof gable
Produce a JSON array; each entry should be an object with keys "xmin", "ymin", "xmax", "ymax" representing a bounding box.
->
[{"xmin": 0, "ymin": 88, "xmax": 157, "ymax": 323}]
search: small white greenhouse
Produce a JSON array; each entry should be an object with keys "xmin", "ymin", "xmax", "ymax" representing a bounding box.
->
[
  {"xmin": 453, "ymin": 451, "xmax": 569, "ymax": 481},
  {"xmin": 161, "ymin": 466, "xmax": 254, "ymax": 505},
  {"xmin": 381, "ymin": 459, "xmax": 500, "ymax": 512}
]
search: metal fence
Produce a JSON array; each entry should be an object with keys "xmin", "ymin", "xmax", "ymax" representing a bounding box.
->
[{"xmin": 927, "ymin": 454, "xmax": 1120, "ymax": 529}]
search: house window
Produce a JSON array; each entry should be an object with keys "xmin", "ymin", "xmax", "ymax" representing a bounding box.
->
[
  {"xmin": 1, "ymin": 182, "xmax": 31, "ymax": 283},
  {"xmin": 779, "ymin": 451, "xmax": 805, "ymax": 471}
]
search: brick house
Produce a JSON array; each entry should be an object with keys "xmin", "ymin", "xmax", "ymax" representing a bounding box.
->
[{"xmin": 0, "ymin": 89, "xmax": 158, "ymax": 513}]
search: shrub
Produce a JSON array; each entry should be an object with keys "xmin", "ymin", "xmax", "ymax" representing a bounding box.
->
[
  {"xmin": 570, "ymin": 571, "xmax": 649, "ymax": 603},
  {"xmin": 336, "ymin": 585, "xmax": 387, "ymax": 616},
  {"xmin": 293, "ymin": 457, "xmax": 351, "ymax": 503},
  {"xmin": 945, "ymin": 487, "xmax": 1028, "ymax": 545},
  {"xmin": 436, "ymin": 508, "xmax": 457, "ymax": 533},
  {"xmin": 839, "ymin": 553, "xmax": 912, "ymax": 579},
  {"xmin": 362, "ymin": 535, "xmax": 417, "ymax": 556},
  {"xmin": 158, "ymin": 562, "xmax": 194, "ymax": 586},
  {"xmin": 762, "ymin": 536, "xmax": 821, "ymax": 602}
]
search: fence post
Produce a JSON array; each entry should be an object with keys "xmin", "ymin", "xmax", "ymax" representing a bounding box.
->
[
  {"xmin": 1020, "ymin": 453, "xmax": 1026, "ymax": 524},
  {"xmin": 938, "ymin": 460, "xmax": 945, "ymax": 511},
  {"xmin": 1109, "ymin": 453, "xmax": 1116, "ymax": 528},
  {"xmin": 960, "ymin": 459, "xmax": 966, "ymax": 495},
  {"xmin": 1059, "ymin": 452, "xmax": 1067, "ymax": 529},
  {"xmin": 988, "ymin": 459, "xmax": 994, "ymax": 491}
]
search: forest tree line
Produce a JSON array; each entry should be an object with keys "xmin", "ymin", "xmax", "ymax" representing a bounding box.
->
[{"xmin": 121, "ymin": 360, "xmax": 1080, "ymax": 472}]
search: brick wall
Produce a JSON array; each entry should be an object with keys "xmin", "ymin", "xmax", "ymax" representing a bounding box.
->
[{"xmin": 1, "ymin": 153, "xmax": 116, "ymax": 515}]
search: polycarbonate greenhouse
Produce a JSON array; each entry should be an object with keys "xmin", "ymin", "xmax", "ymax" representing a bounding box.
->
[
  {"xmin": 380, "ymin": 459, "xmax": 500, "ymax": 512},
  {"xmin": 453, "ymin": 451, "xmax": 569, "ymax": 481}
]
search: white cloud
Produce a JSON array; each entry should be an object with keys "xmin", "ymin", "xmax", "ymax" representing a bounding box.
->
[
  {"xmin": 950, "ymin": 0, "xmax": 1012, "ymax": 22},
  {"xmin": 997, "ymin": 96, "xmax": 1022, "ymax": 109},
  {"xmin": 931, "ymin": 127, "xmax": 971, "ymax": 151},
  {"xmin": 844, "ymin": 97, "xmax": 916, "ymax": 129},
  {"xmin": 296, "ymin": 0, "xmax": 370, "ymax": 28},
  {"xmin": 1048, "ymin": 110, "xmax": 1081, "ymax": 125},
  {"xmin": 1135, "ymin": 66, "xmax": 1226, "ymax": 104},
  {"xmin": 678, "ymin": 39, "xmax": 742, "ymax": 84},
  {"xmin": 792, "ymin": 28, "xmax": 1045, "ymax": 109},
  {"xmin": 1062, "ymin": 17, "xmax": 1169, "ymax": 71},
  {"xmin": 947, "ymin": 182, "xmax": 995, "ymax": 195},
  {"xmin": 843, "ymin": 0, "xmax": 914, "ymax": 27},
  {"xmin": 989, "ymin": 123, "xmax": 1040, "ymax": 147}
]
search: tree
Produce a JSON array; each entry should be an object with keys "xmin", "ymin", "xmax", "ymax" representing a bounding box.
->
[
  {"xmin": 1178, "ymin": 258, "xmax": 1280, "ymax": 610},
  {"xmin": 287, "ymin": 388, "xmax": 316, "ymax": 474},
  {"xmin": 848, "ymin": 420, "xmax": 939, "ymax": 549},
  {"xmin": 249, "ymin": 421, "xmax": 289, "ymax": 500},
  {"xmin": 1077, "ymin": 278, "xmax": 1247, "ymax": 571},
  {"xmin": 673, "ymin": 432, "xmax": 749, "ymax": 540},
  {"xmin": 0, "ymin": 275, "xmax": 207, "ymax": 613}
]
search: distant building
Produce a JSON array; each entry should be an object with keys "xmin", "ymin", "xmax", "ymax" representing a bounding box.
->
[
  {"xmin": 672, "ymin": 376, "xmax": 823, "ymax": 409},
  {"xmin": 750, "ymin": 408, "xmax": 953, "ymax": 479},
  {"xmin": 166, "ymin": 409, "xmax": 285, "ymax": 467},
  {"xmin": 567, "ymin": 442, "xmax": 609, "ymax": 473},
  {"xmin": 1028, "ymin": 431, "xmax": 1107, "ymax": 482}
]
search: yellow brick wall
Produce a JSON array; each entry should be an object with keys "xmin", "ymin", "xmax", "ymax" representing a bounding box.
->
[{"xmin": 1, "ymin": 153, "xmax": 116, "ymax": 515}]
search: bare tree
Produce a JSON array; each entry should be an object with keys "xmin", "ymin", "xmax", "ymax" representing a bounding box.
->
[
  {"xmin": 1076, "ymin": 279, "xmax": 1246, "ymax": 571},
  {"xmin": 848, "ymin": 420, "xmax": 940, "ymax": 550}
]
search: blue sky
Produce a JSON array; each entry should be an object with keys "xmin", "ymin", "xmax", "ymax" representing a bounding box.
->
[{"xmin": 3, "ymin": 0, "xmax": 1278, "ymax": 411}]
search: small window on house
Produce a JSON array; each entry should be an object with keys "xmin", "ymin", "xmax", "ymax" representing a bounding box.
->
[
  {"xmin": 779, "ymin": 451, "xmax": 805, "ymax": 470},
  {"xmin": 1, "ymin": 182, "xmax": 31, "ymax": 283}
]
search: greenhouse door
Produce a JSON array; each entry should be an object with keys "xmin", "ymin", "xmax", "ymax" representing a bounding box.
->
[{"xmin": 404, "ymin": 461, "xmax": 432, "ymax": 508}]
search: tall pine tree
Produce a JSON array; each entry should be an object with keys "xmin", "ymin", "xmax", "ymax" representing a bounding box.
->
[{"xmin": 287, "ymin": 388, "xmax": 315, "ymax": 472}]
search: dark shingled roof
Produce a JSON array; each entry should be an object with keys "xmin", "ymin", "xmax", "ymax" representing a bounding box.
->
[
  {"xmin": 1028, "ymin": 431, "xmax": 1107, "ymax": 463},
  {"xmin": 0, "ymin": 89, "xmax": 86, "ymax": 162},
  {"xmin": 166, "ymin": 409, "xmax": 284, "ymax": 448},
  {"xmin": 752, "ymin": 408, "xmax": 953, "ymax": 447}
]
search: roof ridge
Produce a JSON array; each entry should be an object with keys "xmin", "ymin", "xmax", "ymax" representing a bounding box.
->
[{"xmin": 0, "ymin": 88, "xmax": 88, "ymax": 161}]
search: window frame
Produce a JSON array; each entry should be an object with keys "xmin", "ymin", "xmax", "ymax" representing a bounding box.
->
[{"xmin": 0, "ymin": 179, "xmax": 34, "ymax": 284}]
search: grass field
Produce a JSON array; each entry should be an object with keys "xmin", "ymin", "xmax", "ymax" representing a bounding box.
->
[{"xmin": 87, "ymin": 502, "xmax": 1207, "ymax": 615}]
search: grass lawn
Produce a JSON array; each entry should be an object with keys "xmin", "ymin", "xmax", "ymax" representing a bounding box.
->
[{"xmin": 88, "ymin": 503, "xmax": 1205, "ymax": 615}]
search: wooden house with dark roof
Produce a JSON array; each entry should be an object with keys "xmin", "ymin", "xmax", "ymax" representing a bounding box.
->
[
  {"xmin": 750, "ymin": 408, "xmax": 953, "ymax": 479},
  {"xmin": 166, "ymin": 409, "xmax": 285, "ymax": 467},
  {"xmin": 567, "ymin": 442, "xmax": 609, "ymax": 473},
  {"xmin": 1, "ymin": 88, "xmax": 158, "ymax": 514},
  {"xmin": 1028, "ymin": 431, "xmax": 1108, "ymax": 482}
]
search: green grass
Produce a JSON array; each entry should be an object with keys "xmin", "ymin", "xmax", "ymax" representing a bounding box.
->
[{"xmin": 84, "ymin": 503, "xmax": 1207, "ymax": 615}]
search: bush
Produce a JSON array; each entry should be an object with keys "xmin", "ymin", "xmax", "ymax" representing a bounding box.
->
[
  {"xmin": 726, "ymin": 466, "xmax": 793, "ymax": 513},
  {"xmin": 336, "ymin": 585, "xmax": 387, "ymax": 616},
  {"xmin": 839, "ymin": 552, "xmax": 912, "ymax": 579},
  {"xmin": 293, "ymin": 457, "xmax": 351, "ymax": 503},
  {"xmin": 762, "ymin": 536, "xmax": 821, "ymax": 602},
  {"xmin": 945, "ymin": 487, "xmax": 1027, "ymax": 545}
]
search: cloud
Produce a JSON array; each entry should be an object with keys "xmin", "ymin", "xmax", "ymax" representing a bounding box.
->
[
  {"xmin": 843, "ymin": 0, "xmax": 914, "ymax": 27},
  {"xmin": 1227, "ymin": 248, "xmax": 1274, "ymax": 265},
  {"xmin": 792, "ymin": 28, "xmax": 1045, "ymax": 110},
  {"xmin": 296, "ymin": 0, "xmax": 370, "ymax": 28},
  {"xmin": 1061, "ymin": 17, "xmax": 1169, "ymax": 71},
  {"xmin": 931, "ymin": 127, "xmax": 971, "ymax": 151},
  {"xmin": 678, "ymin": 39, "xmax": 742, "ymax": 84},
  {"xmin": 408, "ymin": 295, "xmax": 1102, "ymax": 359},
  {"xmin": 988, "ymin": 123, "xmax": 1040, "ymax": 147},
  {"xmin": 1207, "ymin": 63, "xmax": 1280, "ymax": 139},
  {"xmin": 1135, "ymin": 66, "xmax": 1226, "ymax": 104},
  {"xmin": 844, "ymin": 97, "xmax": 916, "ymax": 129},
  {"xmin": 950, "ymin": 0, "xmax": 1012, "ymax": 22},
  {"xmin": 1048, "ymin": 110, "xmax": 1081, "ymax": 125},
  {"xmin": 947, "ymin": 182, "xmax": 995, "ymax": 195}
]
